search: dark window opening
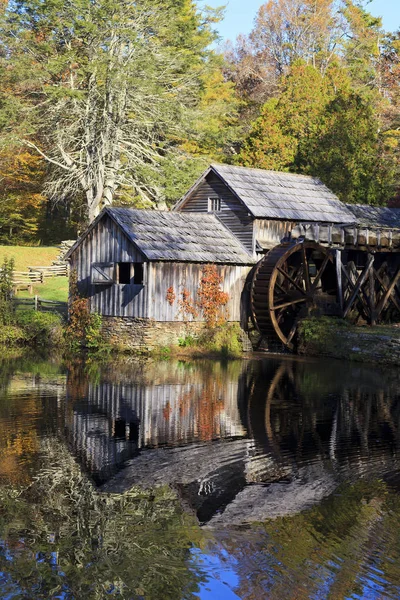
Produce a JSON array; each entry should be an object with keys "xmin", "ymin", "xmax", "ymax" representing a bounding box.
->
[
  {"xmin": 114, "ymin": 419, "xmax": 126, "ymax": 439},
  {"xmin": 118, "ymin": 262, "xmax": 131, "ymax": 284},
  {"xmin": 208, "ymin": 197, "xmax": 221, "ymax": 212},
  {"xmin": 133, "ymin": 263, "xmax": 144, "ymax": 285}
]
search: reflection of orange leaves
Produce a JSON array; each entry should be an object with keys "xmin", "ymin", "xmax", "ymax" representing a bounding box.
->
[
  {"xmin": 179, "ymin": 390, "xmax": 193, "ymax": 417},
  {"xmin": 163, "ymin": 402, "xmax": 172, "ymax": 421},
  {"xmin": 198, "ymin": 387, "xmax": 225, "ymax": 442}
]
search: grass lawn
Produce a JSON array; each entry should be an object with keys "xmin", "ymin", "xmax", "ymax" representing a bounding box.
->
[
  {"xmin": 0, "ymin": 245, "xmax": 69, "ymax": 303},
  {"xmin": 0, "ymin": 246, "xmax": 61, "ymax": 270},
  {"xmin": 18, "ymin": 277, "xmax": 69, "ymax": 303}
]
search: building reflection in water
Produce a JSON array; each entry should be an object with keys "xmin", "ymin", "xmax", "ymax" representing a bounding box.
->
[{"xmin": 65, "ymin": 357, "xmax": 400, "ymax": 522}]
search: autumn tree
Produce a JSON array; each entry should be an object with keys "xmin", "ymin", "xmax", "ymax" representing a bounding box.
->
[
  {"xmin": 0, "ymin": 148, "xmax": 47, "ymax": 244},
  {"xmin": 237, "ymin": 63, "xmax": 397, "ymax": 204},
  {"xmin": 224, "ymin": 0, "xmax": 347, "ymax": 109},
  {"xmin": 0, "ymin": 0, "xmax": 239, "ymax": 222}
]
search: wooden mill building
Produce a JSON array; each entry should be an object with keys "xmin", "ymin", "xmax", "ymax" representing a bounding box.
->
[{"xmin": 66, "ymin": 164, "xmax": 400, "ymax": 351}]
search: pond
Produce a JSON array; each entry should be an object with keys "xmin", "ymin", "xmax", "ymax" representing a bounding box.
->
[{"xmin": 1, "ymin": 352, "xmax": 400, "ymax": 599}]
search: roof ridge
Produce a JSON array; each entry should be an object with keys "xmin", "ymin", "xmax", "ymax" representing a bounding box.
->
[{"xmin": 210, "ymin": 163, "xmax": 324, "ymax": 181}]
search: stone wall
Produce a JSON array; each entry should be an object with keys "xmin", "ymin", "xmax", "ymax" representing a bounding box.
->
[{"xmin": 101, "ymin": 317, "xmax": 212, "ymax": 352}]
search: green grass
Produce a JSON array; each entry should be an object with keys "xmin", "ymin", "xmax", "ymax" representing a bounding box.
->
[
  {"xmin": 0, "ymin": 246, "xmax": 60, "ymax": 270},
  {"xmin": 0, "ymin": 245, "xmax": 69, "ymax": 303},
  {"xmin": 18, "ymin": 277, "xmax": 69, "ymax": 302}
]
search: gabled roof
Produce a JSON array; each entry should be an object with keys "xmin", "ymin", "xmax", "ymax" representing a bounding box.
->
[
  {"xmin": 345, "ymin": 204, "xmax": 400, "ymax": 229},
  {"xmin": 67, "ymin": 207, "xmax": 255, "ymax": 265},
  {"xmin": 176, "ymin": 164, "xmax": 356, "ymax": 224}
]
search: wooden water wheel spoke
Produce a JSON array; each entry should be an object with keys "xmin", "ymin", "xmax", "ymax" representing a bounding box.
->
[
  {"xmin": 277, "ymin": 266, "xmax": 307, "ymax": 296},
  {"xmin": 311, "ymin": 254, "xmax": 330, "ymax": 291},
  {"xmin": 286, "ymin": 320, "xmax": 299, "ymax": 344},
  {"xmin": 275, "ymin": 281, "xmax": 287, "ymax": 295},
  {"xmin": 301, "ymin": 245, "xmax": 311, "ymax": 292},
  {"xmin": 272, "ymin": 297, "xmax": 307, "ymax": 311},
  {"xmin": 251, "ymin": 242, "xmax": 336, "ymax": 350}
]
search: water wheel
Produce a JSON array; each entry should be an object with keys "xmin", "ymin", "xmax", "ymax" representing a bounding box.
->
[{"xmin": 250, "ymin": 242, "xmax": 337, "ymax": 350}]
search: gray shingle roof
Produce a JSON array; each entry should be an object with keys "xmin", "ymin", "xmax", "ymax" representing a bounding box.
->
[
  {"xmin": 107, "ymin": 208, "xmax": 254, "ymax": 264},
  {"xmin": 345, "ymin": 204, "xmax": 400, "ymax": 229},
  {"xmin": 209, "ymin": 164, "xmax": 356, "ymax": 224}
]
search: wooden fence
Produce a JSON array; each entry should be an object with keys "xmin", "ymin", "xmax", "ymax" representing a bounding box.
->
[
  {"xmin": 0, "ymin": 263, "xmax": 69, "ymax": 294},
  {"xmin": 14, "ymin": 296, "xmax": 68, "ymax": 316},
  {"xmin": 28, "ymin": 264, "xmax": 68, "ymax": 278}
]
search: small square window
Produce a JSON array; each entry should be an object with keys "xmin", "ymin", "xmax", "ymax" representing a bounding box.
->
[
  {"xmin": 117, "ymin": 262, "xmax": 144, "ymax": 285},
  {"xmin": 208, "ymin": 197, "xmax": 221, "ymax": 212}
]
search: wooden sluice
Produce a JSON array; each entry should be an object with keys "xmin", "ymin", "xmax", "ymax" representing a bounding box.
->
[{"xmin": 290, "ymin": 222, "xmax": 400, "ymax": 327}]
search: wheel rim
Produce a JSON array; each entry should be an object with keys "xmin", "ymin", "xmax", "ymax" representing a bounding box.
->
[{"xmin": 251, "ymin": 242, "xmax": 336, "ymax": 350}]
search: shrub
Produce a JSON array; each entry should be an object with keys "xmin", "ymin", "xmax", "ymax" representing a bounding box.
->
[
  {"xmin": 198, "ymin": 323, "xmax": 242, "ymax": 358},
  {"xmin": 0, "ymin": 325, "xmax": 27, "ymax": 346},
  {"xmin": 15, "ymin": 310, "xmax": 64, "ymax": 347},
  {"xmin": 178, "ymin": 334, "xmax": 197, "ymax": 347},
  {"xmin": 65, "ymin": 270, "xmax": 108, "ymax": 353},
  {"xmin": 0, "ymin": 257, "xmax": 15, "ymax": 325}
]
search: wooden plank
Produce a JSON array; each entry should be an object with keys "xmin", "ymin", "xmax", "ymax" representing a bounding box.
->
[
  {"xmin": 376, "ymin": 267, "xmax": 400, "ymax": 317},
  {"xmin": 373, "ymin": 267, "xmax": 400, "ymax": 314},
  {"xmin": 336, "ymin": 250, "xmax": 343, "ymax": 313},
  {"xmin": 369, "ymin": 267, "xmax": 376, "ymax": 325},
  {"xmin": 343, "ymin": 254, "xmax": 374, "ymax": 319}
]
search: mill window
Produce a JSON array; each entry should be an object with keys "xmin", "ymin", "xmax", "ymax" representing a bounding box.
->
[
  {"xmin": 118, "ymin": 262, "xmax": 131, "ymax": 284},
  {"xmin": 208, "ymin": 197, "xmax": 221, "ymax": 212},
  {"xmin": 133, "ymin": 263, "xmax": 144, "ymax": 285},
  {"xmin": 117, "ymin": 262, "xmax": 144, "ymax": 285}
]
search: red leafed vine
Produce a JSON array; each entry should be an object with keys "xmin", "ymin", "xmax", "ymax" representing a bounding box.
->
[
  {"xmin": 178, "ymin": 288, "xmax": 198, "ymax": 322},
  {"xmin": 166, "ymin": 286, "xmax": 176, "ymax": 306},
  {"xmin": 197, "ymin": 264, "xmax": 229, "ymax": 327}
]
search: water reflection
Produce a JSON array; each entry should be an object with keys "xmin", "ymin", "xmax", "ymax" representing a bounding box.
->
[
  {"xmin": 63, "ymin": 358, "xmax": 400, "ymax": 525},
  {"xmin": 1, "ymin": 354, "xmax": 400, "ymax": 598}
]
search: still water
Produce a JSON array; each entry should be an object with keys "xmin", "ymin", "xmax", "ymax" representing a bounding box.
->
[{"xmin": 1, "ymin": 353, "xmax": 400, "ymax": 599}]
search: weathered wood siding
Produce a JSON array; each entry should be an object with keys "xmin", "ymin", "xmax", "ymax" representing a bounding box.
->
[
  {"xmin": 254, "ymin": 219, "xmax": 293, "ymax": 249},
  {"xmin": 179, "ymin": 172, "xmax": 254, "ymax": 253},
  {"xmin": 69, "ymin": 213, "xmax": 253, "ymax": 321},
  {"xmin": 147, "ymin": 262, "xmax": 252, "ymax": 322},
  {"xmin": 69, "ymin": 214, "xmax": 148, "ymax": 318}
]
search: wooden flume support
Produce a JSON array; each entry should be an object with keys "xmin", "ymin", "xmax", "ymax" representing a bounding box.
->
[
  {"xmin": 336, "ymin": 251, "xmax": 400, "ymax": 326},
  {"xmin": 250, "ymin": 221, "xmax": 400, "ymax": 350}
]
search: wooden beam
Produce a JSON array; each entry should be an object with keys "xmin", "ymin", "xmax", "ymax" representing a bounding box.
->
[
  {"xmin": 376, "ymin": 267, "xmax": 400, "ymax": 318},
  {"xmin": 373, "ymin": 267, "xmax": 400, "ymax": 315},
  {"xmin": 369, "ymin": 267, "xmax": 376, "ymax": 325},
  {"xmin": 335, "ymin": 250, "xmax": 343, "ymax": 314},
  {"xmin": 347, "ymin": 261, "xmax": 372, "ymax": 319},
  {"xmin": 343, "ymin": 254, "xmax": 374, "ymax": 319}
]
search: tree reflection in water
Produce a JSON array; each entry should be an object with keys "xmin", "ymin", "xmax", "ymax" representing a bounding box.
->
[
  {"xmin": 1, "ymin": 355, "xmax": 400, "ymax": 598},
  {"xmin": 0, "ymin": 439, "xmax": 207, "ymax": 599}
]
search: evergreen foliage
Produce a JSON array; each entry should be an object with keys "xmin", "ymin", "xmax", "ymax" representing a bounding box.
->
[{"xmin": 237, "ymin": 62, "xmax": 397, "ymax": 204}]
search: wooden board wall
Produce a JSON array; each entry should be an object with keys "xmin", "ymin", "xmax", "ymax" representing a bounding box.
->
[
  {"xmin": 254, "ymin": 219, "xmax": 293, "ymax": 249},
  {"xmin": 69, "ymin": 213, "xmax": 253, "ymax": 321},
  {"xmin": 179, "ymin": 172, "xmax": 254, "ymax": 254},
  {"xmin": 69, "ymin": 214, "xmax": 148, "ymax": 318},
  {"xmin": 147, "ymin": 262, "xmax": 252, "ymax": 322}
]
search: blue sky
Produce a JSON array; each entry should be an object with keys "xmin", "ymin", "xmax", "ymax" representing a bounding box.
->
[{"xmin": 198, "ymin": 0, "xmax": 400, "ymax": 43}]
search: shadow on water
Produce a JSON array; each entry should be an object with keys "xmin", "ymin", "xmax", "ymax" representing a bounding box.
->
[{"xmin": 1, "ymin": 353, "xmax": 400, "ymax": 598}]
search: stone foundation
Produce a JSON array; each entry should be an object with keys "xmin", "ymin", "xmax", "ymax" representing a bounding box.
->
[
  {"xmin": 102, "ymin": 317, "xmax": 208, "ymax": 352},
  {"xmin": 101, "ymin": 317, "xmax": 253, "ymax": 353}
]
